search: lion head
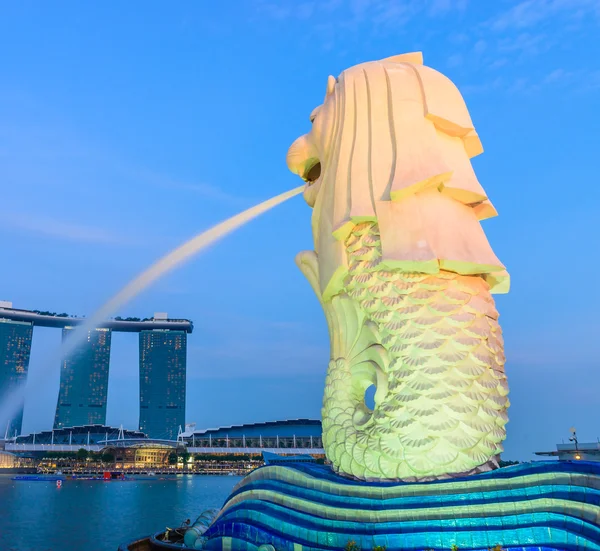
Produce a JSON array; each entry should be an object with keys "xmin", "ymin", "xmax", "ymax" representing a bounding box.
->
[{"xmin": 287, "ymin": 52, "xmax": 509, "ymax": 301}]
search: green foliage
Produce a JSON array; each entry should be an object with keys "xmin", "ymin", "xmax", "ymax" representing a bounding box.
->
[
  {"xmin": 42, "ymin": 450, "xmax": 111, "ymax": 464},
  {"xmin": 451, "ymin": 545, "xmax": 459, "ymax": 551},
  {"xmin": 114, "ymin": 316, "xmax": 142, "ymax": 321},
  {"xmin": 179, "ymin": 452, "xmax": 191, "ymax": 468},
  {"xmin": 44, "ymin": 451, "xmax": 77, "ymax": 459},
  {"xmin": 168, "ymin": 452, "xmax": 178, "ymax": 465},
  {"xmin": 489, "ymin": 546, "xmax": 507, "ymax": 551},
  {"xmin": 344, "ymin": 540, "xmax": 360, "ymax": 551},
  {"xmin": 76, "ymin": 448, "xmax": 89, "ymax": 460},
  {"xmin": 372, "ymin": 546, "xmax": 386, "ymax": 551},
  {"xmin": 32, "ymin": 310, "xmax": 71, "ymax": 318},
  {"xmin": 498, "ymin": 459, "xmax": 520, "ymax": 468}
]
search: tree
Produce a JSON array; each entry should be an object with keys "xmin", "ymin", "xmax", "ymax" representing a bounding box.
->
[
  {"xmin": 498, "ymin": 459, "xmax": 520, "ymax": 468},
  {"xmin": 76, "ymin": 448, "xmax": 89, "ymax": 460},
  {"xmin": 168, "ymin": 452, "xmax": 178, "ymax": 465},
  {"xmin": 101, "ymin": 453, "xmax": 114, "ymax": 463}
]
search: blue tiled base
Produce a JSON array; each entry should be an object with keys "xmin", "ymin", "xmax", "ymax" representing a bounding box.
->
[{"xmin": 202, "ymin": 461, "xmax": 600, "ymax": 551}]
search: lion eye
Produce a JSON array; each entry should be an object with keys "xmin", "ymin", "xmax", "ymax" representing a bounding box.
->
[{"xmin": 309, "ymin": 106, "xmax": 320, "ymax": 123}]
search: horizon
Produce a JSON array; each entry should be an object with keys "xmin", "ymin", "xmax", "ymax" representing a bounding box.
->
[{"xmin": 1, "ymin": 1, "xmax": 600, "ymax": 462}]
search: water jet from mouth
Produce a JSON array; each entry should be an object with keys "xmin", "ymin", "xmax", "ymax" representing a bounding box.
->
[{"xmin": 0, "ymin": 185, "xmax": 304, "ymax": 435}]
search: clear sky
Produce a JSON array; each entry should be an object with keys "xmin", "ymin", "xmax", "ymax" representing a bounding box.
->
[{"xmin": 1, "ymin": 1, "xmax": 599, "ymax": 460}]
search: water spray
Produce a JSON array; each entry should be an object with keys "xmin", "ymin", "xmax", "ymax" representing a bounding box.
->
[{"xmin": 0, "ymin": 185, "xmax": 304, "ymax": 433}]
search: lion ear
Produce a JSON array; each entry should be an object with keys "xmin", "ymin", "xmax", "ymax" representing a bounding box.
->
[
  {"xmin": 325, "ymin": 75, "xmax": 336, "ymax": 99},
  {"xmin": 382, "ymin": 52, "xmax": 423, "ymax": 65}
]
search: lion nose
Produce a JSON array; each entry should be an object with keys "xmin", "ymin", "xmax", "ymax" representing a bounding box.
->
[{"xmin": 286, "ymin": 135, "xmax": 317, "ymax": 178}]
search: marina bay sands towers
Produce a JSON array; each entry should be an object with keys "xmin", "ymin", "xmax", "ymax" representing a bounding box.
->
[
  {"xmin": 139, "ymin": 330, "xmax": 187, "ymax": 440},
  {"xmin": 0, "ymin": 316, "xmax": 33, "ymax": 438},
  {"xmin": 54, "ymin": 327, "xmax": 113, "ymax": 430},
  {"xmin": 0, "ymin": 303, "xmax": 192, "ymax": 440}
]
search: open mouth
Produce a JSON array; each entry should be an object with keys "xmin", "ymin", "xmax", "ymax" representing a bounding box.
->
[{"xmin": 302, "ymin": 161, "xmax": 321, "ymax": 208}]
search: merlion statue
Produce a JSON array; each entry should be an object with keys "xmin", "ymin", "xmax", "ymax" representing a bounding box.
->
[
  {"xmin": 287, "ymin": 52, "xmax": 510, "ymax": 482},
  {"xmin": 123, "ymin": 52, "xmax": 600, "ymax": 551}
]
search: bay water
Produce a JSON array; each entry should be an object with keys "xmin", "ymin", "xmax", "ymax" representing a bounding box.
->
[{"xmin": 0, "ymin": 474, "xmax": 241, "ymax": 551}]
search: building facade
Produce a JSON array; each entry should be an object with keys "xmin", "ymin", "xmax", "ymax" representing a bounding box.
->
[
  {"xmin": 0, "ymin": 317, "xmax": 34, "ymax": 437},
  {"xmin": 139, "ymin": 330, "xmax": 187, "ymax": 440},
  {"xmin": 535, "ymin": 441, "xmax": 600, "ymax": 462},
  {"xmin": 54, "ymin": 327, "xmax": 112, "ymax": 429},
  {"xmin": 184, "ymin": 419, "xmax": 324, "ymax": 455},
  {"xmin": 0, "ymin": 303, "xmax": 192, "ymax": 436},
  {"xmin": 105, "ymin": 442, "xmax": 177, "ymax": 469}
]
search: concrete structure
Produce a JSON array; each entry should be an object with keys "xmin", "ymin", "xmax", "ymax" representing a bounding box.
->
[
  {"xmin": 0, "ymin": 315, "xmax": 33, "ymax": 438},
  {"xmin": 139, "ymin": 330, "xmax": 187, "ymax": 440},
  {"xmin": 54, "ymin": 327, "xmax": 112, "ymax": 429},
  {"xmin": 0, "ymin": 304, "xmax": 193, "ymax": 333},
  {"xmin": 0, "ymin": 302, "xmax": 192, "ymax": 436},
  {"xmin": 287, "ymin": 51, "xmax": 509, "ymax": 482},
  {"xmin": 535, "ymin": 442, "xmax": 600, "ymax": 462}
]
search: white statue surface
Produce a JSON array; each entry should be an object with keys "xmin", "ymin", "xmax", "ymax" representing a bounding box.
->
[{"xmin": 287, "ymin": 52, "xmax": 510, "ymax": 481}]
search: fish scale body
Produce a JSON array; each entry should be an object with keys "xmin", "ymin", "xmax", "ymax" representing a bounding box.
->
[{"xmin": 321, "ymin": 222, "xmax": 509, "ymax": 481}]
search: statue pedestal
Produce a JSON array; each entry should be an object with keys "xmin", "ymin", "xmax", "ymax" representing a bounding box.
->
[{"xmin": 202, "ymin": 461, "xmax": 600, "ymax": 551}]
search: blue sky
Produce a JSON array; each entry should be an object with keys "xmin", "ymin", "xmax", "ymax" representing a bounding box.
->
[{"xmin": 1, "ymin": 0, "xmax": 599, "ymax": 460}]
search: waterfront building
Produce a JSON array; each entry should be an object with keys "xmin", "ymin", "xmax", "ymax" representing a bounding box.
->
[
  {"xmin": 184, "ymin": 419, "xmax": 324, "ymax": 455},
  {"xmin": 0, "ymin": 313, "xmax": 34, "ymax": 437},
  {"xmin": 6, "ymin": 419, "xmax": 323, "ymax": 457},
  {"xmin": 105, "ymin": 442, "xmax": 180, "ymax": 470},
  {"xmin": 535, "ymin": 435, "xmax": 600, "ymax": 462},
  {"xmin": 262, "ymin": 451, "xmax": 318, "ymax": 465},
  {"xmin": 139, "ymin": 329, "xmax": 187, "ymax": 440},
  {"xmin": 0, "ymin": 450, "xmax": 18, "ymax": 469},
  {"xmin": 6, "ymin": 424, "xmax": 147, "ymax": 453},
  {"xmin": 4, "ymin": 420, "xmax": 322, "ymax": 475},
  {"xmin": 54, "ymin": 327, "xmax": 112, "ymax": 429}
]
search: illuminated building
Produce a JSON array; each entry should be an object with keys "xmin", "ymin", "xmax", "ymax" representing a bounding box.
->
[
  {"xmin": 0, "ymin": 317, "xmax": 33, "ymax": 437},
  {"xmin": 139, "ymin": 329, "xmax": 187, "ymax": 440},
  {"xmin": 54, "ymin": 327, "xmax": 112, "ymax": 429},
  {"xmin": 184, "ymin": 419, "xmax": 324, "ymax": 454},
  {"xmin": 535, "ymin": 441, "xmax": 600, "ymax": 462},
  {"xmin": 0, "ymin": 303, "xmax": 192, "ymax": 435}
]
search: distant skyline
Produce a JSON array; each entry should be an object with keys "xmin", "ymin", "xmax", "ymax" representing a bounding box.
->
[{"xmin": 1, "ymin": 1, "xmax": 599, "ymax": 461}]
